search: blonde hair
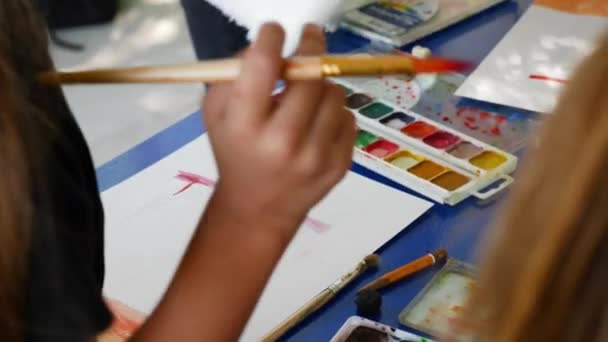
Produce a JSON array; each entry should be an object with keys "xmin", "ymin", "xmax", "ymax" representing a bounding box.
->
[{"xmin": 461, "ymin": 34, "xmax": 608, "ymax": 341}]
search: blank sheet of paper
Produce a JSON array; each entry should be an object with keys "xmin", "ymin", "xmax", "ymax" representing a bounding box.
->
[
  {"xmin": 456, "ymin": 4, "xmax": 607, "ymax": 113},
  {"xmin": 101, "ymin": 134, "xmax": 433, "ymax": 341}
]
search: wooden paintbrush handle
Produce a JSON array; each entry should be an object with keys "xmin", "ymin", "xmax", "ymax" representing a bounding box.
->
[
  {"xmin": 261, "ymin": 259, "xmax": 372, "ymax": 341},
  {"xmin": 39, "ymin": 56, "xmax": 324, "ymax": 84},
  {"xmin": 261, "ymin": 289, "xmax": 334, "ymax": 342},
  {"xmin": 359, "ymin": 249, "xmax": 447, "ymax": 292}
]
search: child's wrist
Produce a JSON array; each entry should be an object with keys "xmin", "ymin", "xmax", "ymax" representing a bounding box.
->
[{"xmin": 205, "ymin": 186, "xmax": 305, "ymax": 245}]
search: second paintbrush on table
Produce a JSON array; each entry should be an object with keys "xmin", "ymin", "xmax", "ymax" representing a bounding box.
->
[
  {"xmin": 359, "ymin": 249, "xmax": 448, "ymax": 293},
  {"xmin": 38, "ymin": 54, "xmax": 470, "ymax": 85}
]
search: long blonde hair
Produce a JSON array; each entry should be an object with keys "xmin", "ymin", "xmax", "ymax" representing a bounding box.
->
[{"xmin": 462, "ymin": 34, "xmax": 608, "ymax": 341}]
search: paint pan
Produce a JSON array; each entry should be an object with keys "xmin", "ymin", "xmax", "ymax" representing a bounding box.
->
[
  {"xmin": 423, "ymin": 131, "xmax": 461, "ymax": 150},
  {"xmin": 399, "ymin": 259, "xmax": 476, "ymax": 338},
  {"xmin": 385, "ymin": 151, "xmax": 422, "ymax": 170},
  {"xmin": 431, "ymin": 171, "xmax": 470, "ymax": 191},
  {"xmin": 359, "ymin": 102, "xmax": 394, "ymax": 119},
  {"xmin": 356, "ymin": 130, "xmax": 378, "ymax": 149},
  {"xmin": 347, "ymin": 93, "xmax": 374, "ymax": 109},
  {"xmin": 408, "ymin": 160, "xmax": 445, "ymax": 180},
  {"xmin": 469, "ymin": 151, "xmax": 507, "ymax": 170},
  {"xmin": 331, "ymin": 316, "xmax": 433, "ymax": 342},
  {"xmin": 363, "ymin": 140, "xmax": 399, "ymax": 158},
  {"xmin": 380, "ymin": 112, "xmax": 416, "ymax": 130},
  {"xmin": 402, "ymin": 121, "xmax": 438, "ymax": 139},
  {"xmin": 448, "ymin": 142, "xmax": 483, "ymax": 160}
]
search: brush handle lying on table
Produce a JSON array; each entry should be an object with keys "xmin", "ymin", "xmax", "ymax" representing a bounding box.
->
[
  {"xmin": 261, "ymin": 289, "xmax": 335, "ymax": 342},
  {"xmin": 359, "ymin": 249, "xmax": 447, "ymax": 293},
  {"xmin": 38, "ymin": 55, "xmax": 469, "ymax": 85},
  {"xmin": 260, "ymin": 257, "xmax": 373, "ymax": 342}
]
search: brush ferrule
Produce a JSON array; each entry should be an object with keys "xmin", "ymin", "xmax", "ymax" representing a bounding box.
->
[
  {"xmin": 328, "ymin": 261, "xmax": 368, "ymax": 293},
  {"xmin": 321, "ymin": 55, "xmax": 415, "ymax": 77}
]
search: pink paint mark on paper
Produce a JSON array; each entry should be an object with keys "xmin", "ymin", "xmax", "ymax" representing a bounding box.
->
[
  {"xmin": 305, "ymin": 217, "xmax": 331, "ymax": 234},
  {"xmin": 174, "ymin": 171, "xmax": 216, "ymax": 195},
  {"xmin": 174, "ymin": 171, "xmax": 331, "ymax": 233}
]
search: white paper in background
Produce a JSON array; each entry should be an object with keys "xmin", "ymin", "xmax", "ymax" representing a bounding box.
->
[
  {"xmin": 455, "ymin": 5, "xmax": 608, "ymax": 113},
  {"xmin": 101, "ymin": 134, "xmax": 433, "ymax": 341}
]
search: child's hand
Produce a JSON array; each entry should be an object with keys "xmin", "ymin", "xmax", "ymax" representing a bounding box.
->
[{"xmin": 203, "ymin": 23, "xmax": 355, "ymax": 238}]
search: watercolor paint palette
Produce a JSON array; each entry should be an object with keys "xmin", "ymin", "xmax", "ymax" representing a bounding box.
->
[
  {"xmin": 331, "ymin": 316, "xmax": 433, "ymax": 342},
  {"xmin": 333, "ymin": 78, "xmax": 518, "ymax": 205},
  {"xmin": 398, "ymin": 259, "xmax": 476, "ymax": 338}
]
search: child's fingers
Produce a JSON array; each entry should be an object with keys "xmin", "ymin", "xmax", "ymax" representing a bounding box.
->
[
  {"xmin": 308, "ymin": 83, "xmax": 349, "ymax": 148},
  {"xmin": 330, "ymin": 110, "xmax": 356, "ymax": 179},
  {"xmin": 228, "ymin": 22, "xmax": 285, "ymax": 125},
  {"xmin": 271, "ymin": 24, "xmax": 326, "ymax": 146},
  {"xmin": 203, "ymin": 83, "xmax": 234, "ymax": 126}
]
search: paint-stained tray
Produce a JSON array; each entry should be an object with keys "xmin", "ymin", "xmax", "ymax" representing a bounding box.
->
[{"xmin": 399, "ymin": 259, "xmax": 476, "ymax": 338}]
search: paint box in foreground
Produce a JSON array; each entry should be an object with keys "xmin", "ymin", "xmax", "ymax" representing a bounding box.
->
[
  {"xmin": 399, "ymin": 259, "xmax": 476, "ymax": 338},
  {"xmin": 331, "ymin": 316, "xmax": 433, "ymax": 342}
]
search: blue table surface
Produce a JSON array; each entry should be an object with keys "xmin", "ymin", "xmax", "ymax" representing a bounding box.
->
[{"xmin": 96, "ymin": 0, "xmax": 535, "ymax": 340}]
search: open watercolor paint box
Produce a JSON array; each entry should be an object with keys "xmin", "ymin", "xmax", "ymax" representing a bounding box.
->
[
  {"xmin": 399, "ymin": 259, "xmax": 476, "ymax": 338},
  {"xmin": 331, "ymin": 316, "xmax": 433, "ymax": 342},
  {"xmin": 331, "ymin": 77, "xmax": 518, "ymax": 205}
]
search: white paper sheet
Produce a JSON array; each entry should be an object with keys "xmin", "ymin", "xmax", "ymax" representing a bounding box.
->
[
  {"xmin": 456, "ymin": 5, "xmax": 608, "ymax": 113},
  {"xmin": 101, "ymin": 134, "xmax": 433, "ymax": 341}
]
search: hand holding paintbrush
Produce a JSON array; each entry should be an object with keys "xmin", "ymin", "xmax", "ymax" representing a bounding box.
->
[{"xmin": 38, "ymin": 55, "xmax": 469, "ymax": 85}]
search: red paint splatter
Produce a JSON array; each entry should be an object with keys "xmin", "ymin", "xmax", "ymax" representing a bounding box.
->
[
  {"xmin": 452, "ymin": 107, "xmax": 507, "ymax": 137},
  {"xmin": 529, "ymin": 74, "xmax": 567, "ymax": 83},
  {"xmin": 174, "ymin": 171, "xmax": 330, "ymax": 233},
  {"xmin": 464, "ymin": 121, "xmax": 479, "ymax": 130}
]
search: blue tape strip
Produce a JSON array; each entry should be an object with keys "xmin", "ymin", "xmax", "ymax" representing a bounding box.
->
[{"xmin": 96, "ymin": 111, "xmax": 206, "ymax": 192}]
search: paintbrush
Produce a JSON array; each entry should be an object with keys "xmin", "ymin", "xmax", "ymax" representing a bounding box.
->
[
  {"xmin": 358, "ymin": 249, "xmax": 447, "ymax": 293},
  {"xmin": 260, "ymin": 254, "xmax": 381, "ymax": 342},
  {"xmin": 38, "ymin": 55, "xmax": 470, "ymax": 85}
]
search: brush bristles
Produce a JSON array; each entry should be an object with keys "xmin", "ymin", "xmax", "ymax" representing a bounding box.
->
[
  {"xmin": 364, "ymin": 254, "xmax": 381, "ymax": 268},
  {"xmin": 432, "ymin": 249, "xmax": 448, "ymax": 262}
]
